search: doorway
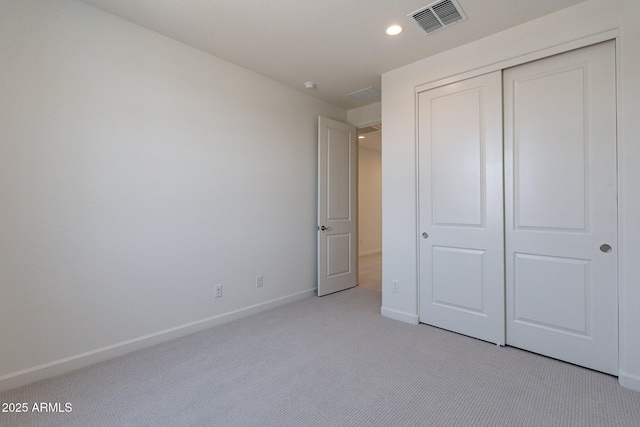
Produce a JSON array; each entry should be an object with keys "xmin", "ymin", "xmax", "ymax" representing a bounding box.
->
[{"xmin": 357, "ymin": 123, "xmax": 382, "ymax": 292}]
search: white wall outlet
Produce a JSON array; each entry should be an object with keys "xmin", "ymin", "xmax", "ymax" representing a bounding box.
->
[
  {"xmin": 392, "ymin": 280, "xmax": 399, "ymax": 293},
  {"xmin": 256, "ymin": 274, "xmax": 263, "ymax": 288},
  {"xmin": 214, "ymin": 284, "xmax": 222, "ymax": 298}
]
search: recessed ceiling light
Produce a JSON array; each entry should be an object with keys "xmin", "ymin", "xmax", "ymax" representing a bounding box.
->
[
  {"xmin": 304, "ymin": 82, "xmax": 316, "ymax": 89},
  {"xmin": 359, "ymin": 135, "xmax": 365, "ymax": 139},
  {"xmin": 386, "ymin": 25, "xmax": 403, "ymax": 36}
]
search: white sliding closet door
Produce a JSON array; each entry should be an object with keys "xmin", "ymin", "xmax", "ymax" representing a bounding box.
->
[
  {"xmin": 418, "ymin": 71, "xmax": 505, "ymax": 345},
  {"xmin": 503, "ymin": 41, "xmax": 618, "ymax": 375}
]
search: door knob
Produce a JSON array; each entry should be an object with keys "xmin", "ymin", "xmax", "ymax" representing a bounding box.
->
[
  {"xmin": 319, "ymin": 226, "xmax": 332, "ymax": 231},
  {"xmin": 422, "ymin": 232, "xmax": 429, "ymax": 239},
  {"xmin": 600, "ymin": 244, "xmax": 612, "ymax": 253}
]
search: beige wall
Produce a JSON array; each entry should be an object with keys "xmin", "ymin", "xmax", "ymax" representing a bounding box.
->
[{"xmin": 358, "ymin": 145, "xmax": 382, "ymax": 255}]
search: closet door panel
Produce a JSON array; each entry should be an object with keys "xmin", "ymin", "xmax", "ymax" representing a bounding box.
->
[
  {"xmin": 504, "ymin": 41, "xmax": 618, "ymax": 375},
  {"xmin": 418, "ymin": 71, "xmax": 505, "ymax": 345}
]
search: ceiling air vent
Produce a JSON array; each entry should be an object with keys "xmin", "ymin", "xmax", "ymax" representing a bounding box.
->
[
  {"xmin": 348, "ymin": 87, "xmax": 381, "ymax": 103},
  {"xmin": 409, "ymin": 0, "xmax": 466, "ymax": 35}
]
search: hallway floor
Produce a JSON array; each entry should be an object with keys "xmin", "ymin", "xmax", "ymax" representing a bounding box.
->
[{"xmin": 358, "ymin": 252, "xmax": 381, "ymax": 292}]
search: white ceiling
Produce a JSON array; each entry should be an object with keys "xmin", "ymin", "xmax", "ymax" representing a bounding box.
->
[{"xmin": 78, "ymin": 0, "xmax": 587, "ymax": 110}]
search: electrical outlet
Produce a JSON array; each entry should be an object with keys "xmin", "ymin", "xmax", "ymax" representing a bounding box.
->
[
  {"xmin": 214, "ymin": 284, "xmax": 222, "ymax": 298},
  {"xmin": 256, "ymin": 274, "xmax": 263, "ymax": 288},
  {"xmin": 392, "ymin": 280, "xmax": 399, "ymax": 293}
]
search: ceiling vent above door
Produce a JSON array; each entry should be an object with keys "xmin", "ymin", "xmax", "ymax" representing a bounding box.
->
[
  {"xmin": 409, "ymin": 0, "xmax": 466, "ymax": 35},
  {"xmin": 348, "ymin": 87, "xmax": 381, "ymax": 103}
]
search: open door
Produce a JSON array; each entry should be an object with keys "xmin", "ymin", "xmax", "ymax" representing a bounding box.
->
[{"xmin": 317, "ymin": 117, "xmax": 357, "ymax": 296}]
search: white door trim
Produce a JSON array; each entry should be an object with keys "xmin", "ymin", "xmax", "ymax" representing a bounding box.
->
[{"xmin": 415, "ymin": 29, "xmax": 618, "ymax": 94}]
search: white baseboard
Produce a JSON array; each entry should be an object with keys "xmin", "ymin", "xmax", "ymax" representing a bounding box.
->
[
  {"xmin": 359, "ymin": 249, "xmax": 382, "ymax": 256},
  {"xmin": 0, "ymin": 289, "xmax": 315, "ymax": 393},
  {"xmin": 619, "ymin": 370, "xmax": 640, "ymax": 392},
  {"xmin": 381, "ymin": 306, "xmax": 419, "ymax": 325}
]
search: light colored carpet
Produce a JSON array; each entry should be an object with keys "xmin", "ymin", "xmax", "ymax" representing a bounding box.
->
[{"xmin": 2, "ymin": 287, "xmax": 640, "ymax": 426}]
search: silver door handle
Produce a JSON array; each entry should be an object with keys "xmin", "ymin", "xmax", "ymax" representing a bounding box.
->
[
  {"xmin": 600, "ymin": 244, "xmax": 612, "ymax": 253},
  {"xmin": 319, "ymin": 226, "xmax": 332, "ymax": 231}
]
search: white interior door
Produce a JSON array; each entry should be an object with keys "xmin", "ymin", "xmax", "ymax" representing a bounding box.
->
[
  {"xmin": 418, "ymin": 71, "xmax": 505, "ymax": 345},
  {"xmin": 317, "ymin": 117, "xmax": 357, "ymax": 296},
  {"xmin": 504, "ymin": 41, "xmax": 618, "ymax": 375}
]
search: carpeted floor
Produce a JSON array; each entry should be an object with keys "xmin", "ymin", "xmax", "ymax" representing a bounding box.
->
[{"xmin": 2, "ymin": 287, "xmax": 640, "ymax": 426}]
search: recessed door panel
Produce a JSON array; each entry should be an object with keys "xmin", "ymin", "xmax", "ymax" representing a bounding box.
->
[
  {"xmin": 432, "ymin": 90, "xmax": 483, "ymax": 227},
  {"xmin": 514, "ymin": 67, "xmax": 587, "ymax": 231},
  {"xmin": 327, "ymin": 128, "xmax": 352, "ymax": 221},
  {"xmin": 504, "ymin": 41, "xmax": 618, "ymax": 375},
  {"xmin": 514, "ymin": 253, "xmax": 589, "ymax": 335},
  {"xmin": 326, "ymin": 234, "xmax": 351, "ymax": 277},
  {"xmin": 433, "ymin": 247, "xmax": 485, "ymax": 314}
]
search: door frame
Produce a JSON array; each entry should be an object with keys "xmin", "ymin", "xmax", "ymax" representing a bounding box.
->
[{"xmin": 356, "ymin": 121, "xmax": 383, "ymax": 285}]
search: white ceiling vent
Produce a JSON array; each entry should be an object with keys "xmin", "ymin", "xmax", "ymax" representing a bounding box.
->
[
  {"xmin": 409, "ymin": 0, "xmax": 466, "ymax": 35},
  {"xmin": 348, "ymin": 87, "xmax": 381, "ymax": 103}
]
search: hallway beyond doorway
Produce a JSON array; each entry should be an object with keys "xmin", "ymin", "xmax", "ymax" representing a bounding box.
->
[{"xmin": 359, "ymin": 253, "xmax": 381, "ymax": 292}]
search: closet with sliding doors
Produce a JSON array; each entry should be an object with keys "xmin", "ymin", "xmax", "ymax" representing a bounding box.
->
[{"xmin": 417, "ymin": 40, "xmax": 618, "ymax": 375}]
